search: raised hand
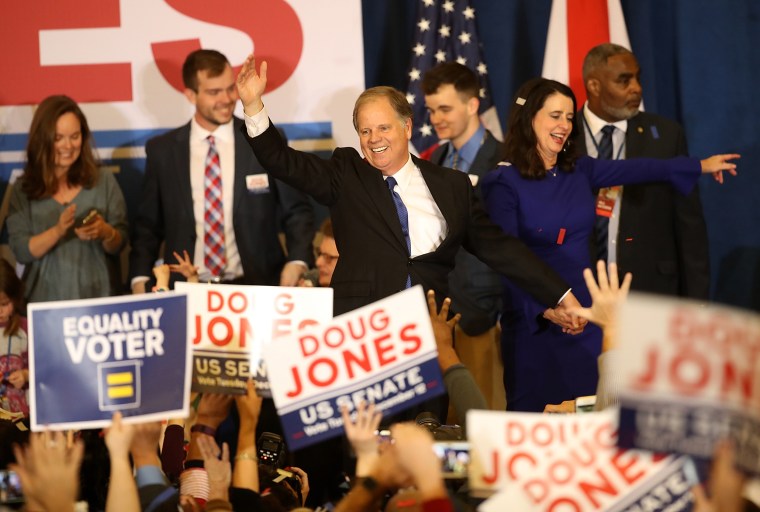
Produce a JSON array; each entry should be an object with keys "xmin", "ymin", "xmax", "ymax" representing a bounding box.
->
[
  {"xmin": 341, "ymin": 402, "xmax": 382, "ymax": 476},
  {"xmin": 700, "ymin": 153, "xmax": 739, "ymax": 184},
  {"xmin": 170, "ymin": 250, "xmax": 199, "ymax": 281},
  {"xmin": 236, "ymin": 54, "xmax": 267, "ymax": 115}
]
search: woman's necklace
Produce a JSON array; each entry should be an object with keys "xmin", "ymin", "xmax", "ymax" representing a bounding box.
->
[{"xmin": 547, "ymin": 166, "xmax": 558, "ymax": 177}]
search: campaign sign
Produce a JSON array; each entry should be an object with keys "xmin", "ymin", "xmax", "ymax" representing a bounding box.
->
[
  {"xmin": 616, "ymin": 293, "xmax": 760, "ymax": 476},
  {"xmin": 468, "ymin": 409, "xmax": 697, "ymax": 511},
  {"xmin": 28, "ymin": 292, "xmax": 190, "ymax": 431},
  {"xmin": 175, "ymin": 282, "xmax": 333, "ymax": 396},
  {"xmin": 263, "ymin": 286, "xmax": 444, "ymax": 451}
]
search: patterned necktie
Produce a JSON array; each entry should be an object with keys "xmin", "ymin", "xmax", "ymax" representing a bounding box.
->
[
  {"xmin": 595, "ymin": 125, "xmax": 616, "ymax": 262},
  {"xmin": 386, "ymin": 176, "xmax": 412, "ymax": 288},
  {"xmin": 447, "ymin": 146, "xmax": 460, "ymax": 170},
  {"xmin": 204, "ymin": 135, "xmax": 226, "ymax": 277}
]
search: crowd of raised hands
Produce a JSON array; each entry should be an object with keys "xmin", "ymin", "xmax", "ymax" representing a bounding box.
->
[
  {"xmin": 7, "ymin": 378, "xmax": 459, "ymax": 511},
  {"xmin": 4, "ymin": 263, "xmax": 755, "ymax": 511}
]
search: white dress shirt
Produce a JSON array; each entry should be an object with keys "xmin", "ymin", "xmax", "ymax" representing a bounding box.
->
[
  {"xmin": 189, "ymin": 117, "xmax": 242, "ymax": 281},
  {"xmin": 244, "ymin": 107, "xmax": 448, "ymax": 257}
]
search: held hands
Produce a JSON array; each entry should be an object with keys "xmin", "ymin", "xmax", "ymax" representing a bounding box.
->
[
  {"xmin": 545, "ymin": 292, "xmax": 587, "ymax": 335},
  {"xmin": 700, "ymin": 153, "xmax": 740, "ymax": 184},
  {"xmin": 236, "ymin": 54, "xmax": 267, "ymax": 115}
]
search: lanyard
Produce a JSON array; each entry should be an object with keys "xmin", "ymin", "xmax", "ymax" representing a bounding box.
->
[{"xmin": 582, "ymin": 113, "xmax": 626, "ymax": 161}]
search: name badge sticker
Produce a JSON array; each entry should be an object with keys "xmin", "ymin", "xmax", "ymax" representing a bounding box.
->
[{"xmin": 246, "ymin": 173, "xmax": 270, "ymax": 194}]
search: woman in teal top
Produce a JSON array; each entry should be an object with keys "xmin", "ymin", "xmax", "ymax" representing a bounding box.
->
[{"xmin": 7, "ymin": 95, "xmax": 128, "ymax": 302}]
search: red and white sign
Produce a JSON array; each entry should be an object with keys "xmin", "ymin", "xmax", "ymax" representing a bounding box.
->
[
  {"xmin": 468, "ymin": 409, "xmax": 696, "ymax": 511},
  {"xmin": 175, "ymin": 282, "xmax": 333, "ymax": 395},
  {"xmin": 0, "ymin": 0, "xmax": 364, "ymax": 153},
  {"xmin": 263, "ymin": 286, "xmax": 444, "ymax": 450},
  {"xmin": 616, "ymin": 293, "xmax": 760, "ymax": 476}
]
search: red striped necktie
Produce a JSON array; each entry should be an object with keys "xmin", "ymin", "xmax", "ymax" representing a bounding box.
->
[{"xmin": 204, "ymin": 135, "xmax": 226, "ymax": 277}]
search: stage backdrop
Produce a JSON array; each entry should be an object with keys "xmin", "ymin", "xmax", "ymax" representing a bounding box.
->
[
  {"xmin": 0, "ymin": 0, "xmax": 364, "ymax": 241},
  {"xmin": 363, "ymin": 0, "xmax": 760, "ymax": 311},
  {"xmin": 1, "ymin": 1, "xmax": 757, "ymax": 310}
]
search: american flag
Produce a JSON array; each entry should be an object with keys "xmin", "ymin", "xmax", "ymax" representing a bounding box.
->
[{"xmin": 405, "ymin": 0, "xmax": 502, "ymax": 157}]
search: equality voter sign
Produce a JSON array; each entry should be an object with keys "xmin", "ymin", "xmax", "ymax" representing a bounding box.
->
[
  {"xmin": 468, "ymin": 409, "xmax": 698, "ymax": 511},
  {"xmin": 616, "ymin": 293, "xmax": 760, "ymax": 477},
  {"xmin": 263, "ymin": 286, "xmax": 444, "ymax": 451},
  {"xmin": 175, "ymin": 282, "xmax": 333, "ymax": 396},
  {"xmin": 28, "ymin": 292, "xmax": 190, "ymax": 431}
]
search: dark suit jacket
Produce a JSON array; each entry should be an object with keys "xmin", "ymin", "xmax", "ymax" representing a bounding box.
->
[
  {"xmin": 430, "ymin": 131, "xmax": 504, "ymax": 334},
  {"xmin": 243, "ymin": 122, "xmax": 568, "ymax": 316},
  {"xmin": 574, "ymin": 108, "xmax": 710, "ymax": 299},
  {"xmin": 129, "ymin": 117, "xmax": 314, "ymax": 287}
]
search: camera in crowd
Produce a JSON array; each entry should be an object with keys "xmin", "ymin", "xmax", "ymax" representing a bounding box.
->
[
  {"xmin": 415, "ymin": 412, "xmax": 464, "ymax": 441},
  {"xmin": 257, "ymin": 432, "xmax": 303, "ymax": 506}
]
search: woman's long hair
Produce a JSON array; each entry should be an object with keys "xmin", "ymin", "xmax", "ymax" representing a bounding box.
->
[
  {"xmin": 22, "ymin": 95, "xmax": 98, "ymax": 200},
  {"xmin": 502, "ymin": 78, "xmax": 579, "ymax": 179}
]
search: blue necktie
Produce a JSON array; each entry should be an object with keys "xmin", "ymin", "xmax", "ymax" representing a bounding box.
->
[
  {"xmin": 386, "ymin": 176, "xmax": 412, "ymax": 288},
  {"xmin": 595, "ymin": 125, "xmax": 615, "ymax": 262}
]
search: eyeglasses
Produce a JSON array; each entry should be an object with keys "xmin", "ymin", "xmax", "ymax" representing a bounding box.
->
[{"xmin": 315, "ymin": 248, "xmax": 339, "ymax": 264}]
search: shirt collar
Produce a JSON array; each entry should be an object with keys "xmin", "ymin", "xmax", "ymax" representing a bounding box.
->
[
  {"xmin": 582, "ymin": 102, "xmax": 628, "ymax": 136},
  {"xmin": 190, "ymin": 116, "xmax": 235, "ymax": 144},
  {"xmin": 450, "ymin": 123, "xmax": 486, "ymax": 172},
  {"xmin": 385, "ymin": 153, "xmax": 416, "ymax": 189}
]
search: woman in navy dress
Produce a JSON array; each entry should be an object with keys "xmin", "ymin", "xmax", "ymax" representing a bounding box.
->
[{"xmin": 481, "ymin": 78, "xmax": 737, "ymax": 412}]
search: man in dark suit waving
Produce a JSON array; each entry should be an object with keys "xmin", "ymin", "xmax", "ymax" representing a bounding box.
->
[
  {"xmin": 129, "ymin": 50, "xmax": 314, "ymax": 292},
  {"xmin": 235, "ymin": 55, "xmax": 584, "ymax": 329},
  {"xmin": 575, "ymin": 43, "xmax": 710, "ymax": 299}
]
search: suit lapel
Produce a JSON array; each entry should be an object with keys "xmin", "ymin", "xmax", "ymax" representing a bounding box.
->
[
  {"xmin": 469, "ymin": 131, "xmax": 498, "ymax": 178},
  {"xmin": 174, "ymin": 123, "xmax": 194, "ymax": 221},
  {"xmin": 624, "ymin": 115, "xmax": 646, "ymax": 159},
  {"xmin": 356, "ymin": 157, "xmax": 410, "ymax": 251}
]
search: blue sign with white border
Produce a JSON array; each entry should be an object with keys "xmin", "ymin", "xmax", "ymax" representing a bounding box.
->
[{"xmin": 29, "ymin": 292, "xmax": 190, "ymax": 431}]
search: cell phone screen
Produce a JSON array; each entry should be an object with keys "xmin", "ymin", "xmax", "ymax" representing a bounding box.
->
[
  {"xmin": 0, "ymin": 470, "xmax": 24, "ymax": 504},
  {"xmin": 432, "ymin": 441, "xmax": 470, "ymax": 479}
]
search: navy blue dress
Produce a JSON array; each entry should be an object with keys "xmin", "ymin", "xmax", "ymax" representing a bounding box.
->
[{"xmin": 481, "ymin": 156, "xmax": 700, "ymax": 412}]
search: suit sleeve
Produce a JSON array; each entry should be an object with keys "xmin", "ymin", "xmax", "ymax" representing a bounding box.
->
[
  {"xmin": 271, "ymin": 130, "xmax": 316, "ymax": 265},
  {"xmin": 242, "ymin": 122, "xmax": 343, "ymax": 206},
  {"xmin": 672, "ymin": 127, "xmax": 710, "ymax": 299},
  {"xmin": 129, "ymin": 138, "xmax": 164, "ymax": 280},
  {"xmin": 464, "ymin": 173, "xmax": 568, "ymax": 308}
]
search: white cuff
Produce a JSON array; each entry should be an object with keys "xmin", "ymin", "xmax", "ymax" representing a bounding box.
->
[
  {"xmin": 243, "ymin": 105, "xmax": 270, "ymax": 138},
  {"xmin": 555, "ymin": 288, "xmax": 572, "ymax": 308}
]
